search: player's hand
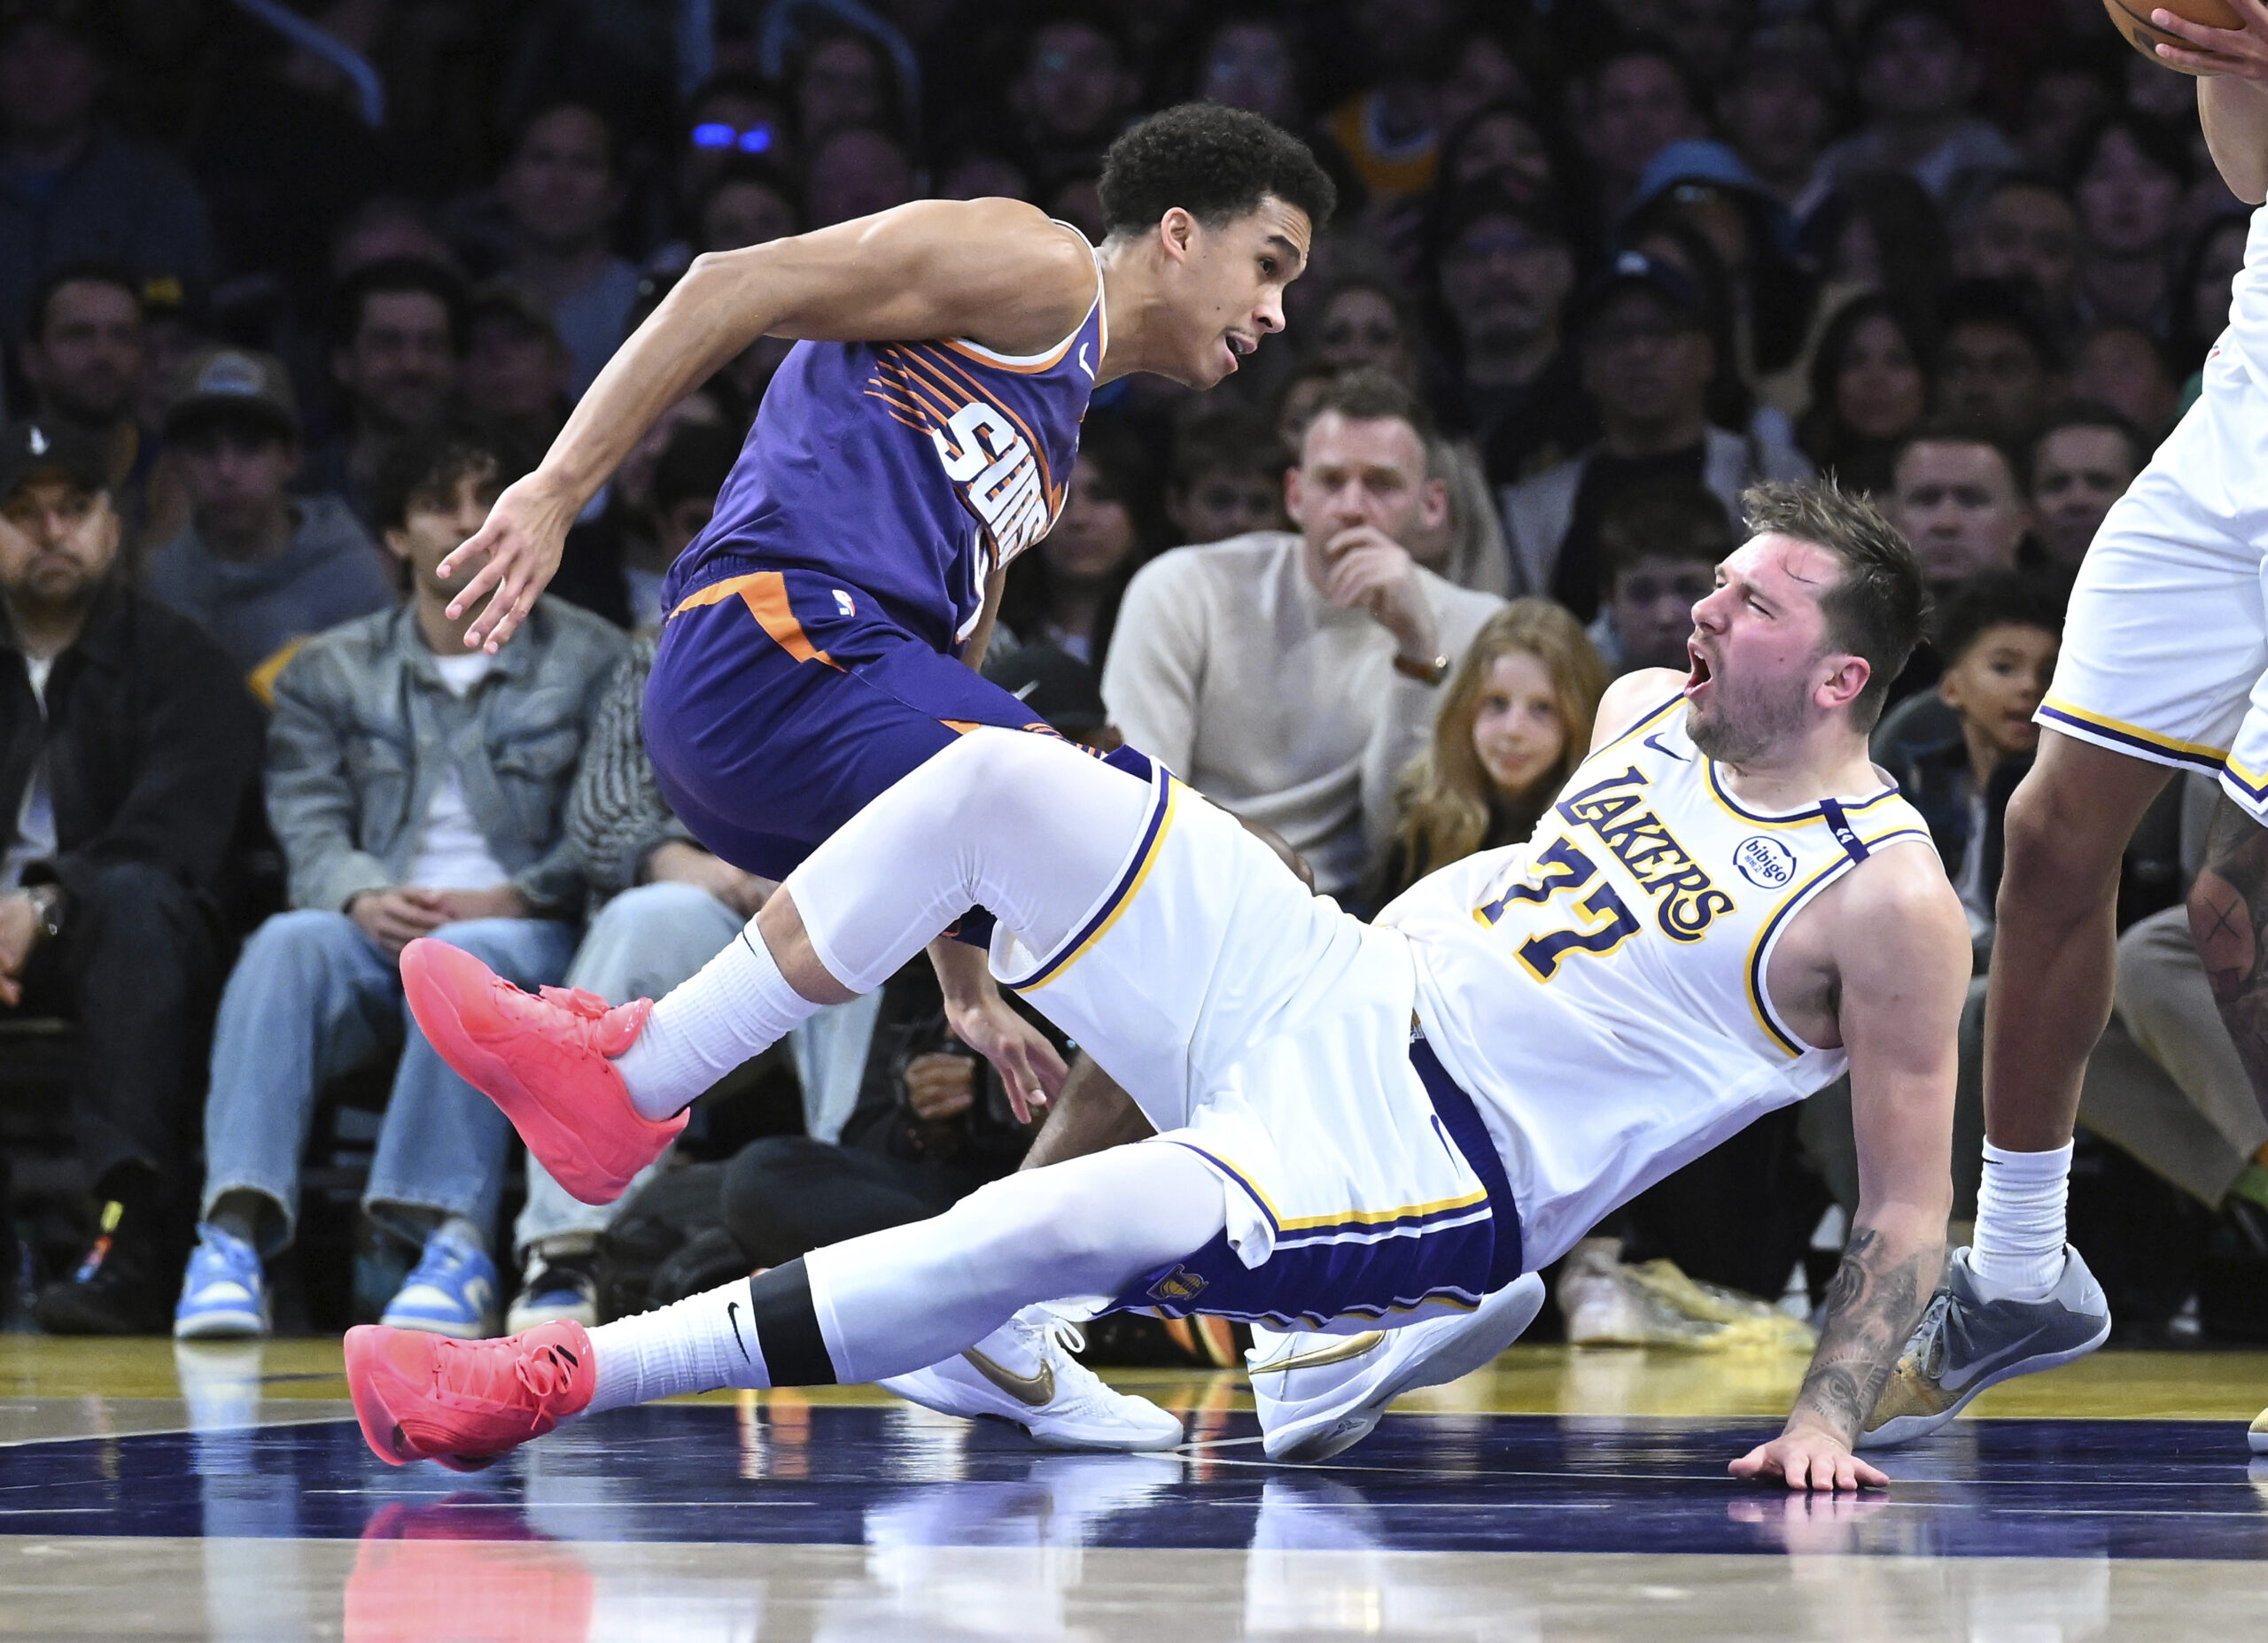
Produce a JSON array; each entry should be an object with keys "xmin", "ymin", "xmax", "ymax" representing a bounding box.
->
[
  {"xmin": 902, "ymin": 1051, "xmax": 978, "ymax": 1120},
  {"xmin": 2152, "ymin": 2, "xmax": 2268, "ymax": 79},
  {"xmin": 944, "ymin": 992, "xmax": 1068, "ymax": 1124},
  {"xmin": 1319, "ymin": 525, "xmax": 1438, "ymax": 663},
  {"xmin": 0, "ymin": 893, "xmax": 38, "ymax": 1006},
  {"xmin": 437, "ymin": 471, "xmax": 581, "ymax": 653},
  {"xmin": 1728, "ymin": 1423, "xmax": 1890, "ymax": 1493}
]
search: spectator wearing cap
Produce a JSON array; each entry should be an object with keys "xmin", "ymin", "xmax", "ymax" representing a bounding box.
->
[
  {"xmin": 0, "ymin": 3, "xmax": 210, "ymax": 353},
  {"xmin": 1499, "ymin": 249, "xmax": 1812, "ymax": 619},
  {"xmin": 0, "ymin": 417, "xmax": 264, "ymax": 1334},
  {"xmin": 1105, "ymin": 368, "xmax": 1503, "ymax": 898},
  {"xmin": 496, "ymin": 102, "xmax": 641, "ymax": 400},
  {"xmin": 461, "ymin": 283, "xmax": 575, "ymax": 456},
  {"xmin": 1938, "ymin": 277, "xmax": 2064, "ymax": 447},
  {"xmin": 1814, "ymin": 1, "xmax": 2018, "ymax": 203},
  {"xmin": 1319, "ymin": 0, "xmax": 1460, "ymax": 205},
  {"xmin": 142, "ymin": 348, "xmax": 391, "ymax": 686},
  {"xmin": 301, "ymin": 258, "xmax": 466, "ymax": 535},
  {"xmin": 1429, "ymin": 188, "xmax": 1592, "ymax": 487}
]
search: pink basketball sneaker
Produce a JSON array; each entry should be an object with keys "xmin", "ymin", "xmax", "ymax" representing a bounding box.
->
[
  {"xmin": 399, "ymin": 937, "xmax": 677, "ymax": 1205},
  {"xmin": 346, "ymin": 1321, "xmax": 597, "ymax": 1471}
]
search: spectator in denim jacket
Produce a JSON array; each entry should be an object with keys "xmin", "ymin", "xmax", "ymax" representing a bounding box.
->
[{"xmin": 171, "ymin": 418, "xmax": 625, "ymax": 1343}]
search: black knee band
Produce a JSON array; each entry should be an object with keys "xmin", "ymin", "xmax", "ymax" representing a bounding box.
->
[{"xmin": 746, "ymin": 1259, "xmax": 838, "ymax": 1386}]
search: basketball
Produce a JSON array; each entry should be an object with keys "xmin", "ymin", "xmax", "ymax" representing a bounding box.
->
[{"xmin": 2104, "ymin": 0, "xmax": 2247, "ymax": 71}]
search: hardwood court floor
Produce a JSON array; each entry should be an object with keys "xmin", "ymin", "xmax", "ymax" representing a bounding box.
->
[{"xmin": 1, "ymin": 1336, "xmax": 2263, "ymax": 1639}]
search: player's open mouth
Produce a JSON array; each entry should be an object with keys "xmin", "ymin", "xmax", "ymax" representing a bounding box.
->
[
  {"xmin": 1685, "ymin": 642, "xmax": 1713, "ymax": 698},
  {"xmin": 1221, "ymin": 331, "xmax": 1254, "ymax": 370}
]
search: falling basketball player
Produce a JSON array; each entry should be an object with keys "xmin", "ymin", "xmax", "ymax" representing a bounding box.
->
[
  {"xmin": 360, "ymin": 479, "xmax": 1972, "ymax": 1492},
  {"xmin": 403, "ymin": 104, "xmax": 1338, "ymax": 1445}
]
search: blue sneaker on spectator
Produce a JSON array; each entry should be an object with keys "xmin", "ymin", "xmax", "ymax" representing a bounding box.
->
[
  {"xmin": 380, "ymin": 1227, "xmax": 501, "ymax": 1339},
  {"xmin": 173, "ymin": 1224, "xmax": 271, "ymax": 1340}
]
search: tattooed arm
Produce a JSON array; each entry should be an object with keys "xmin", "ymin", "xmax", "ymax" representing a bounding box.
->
[{"xmin": 1734, "ymin": 844, "xmax": 1968, "ymax": 1491}]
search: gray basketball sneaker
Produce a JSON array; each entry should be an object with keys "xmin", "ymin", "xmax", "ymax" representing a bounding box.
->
[{"xmin": 1859, "ymin": 1244, "xmax": 2109, "ymax": 1449}]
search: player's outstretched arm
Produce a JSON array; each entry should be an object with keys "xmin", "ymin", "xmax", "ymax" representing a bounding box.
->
[
  {"xmin": 1732, "ymin": 849, "xmax": 1969, "ymax": 1492},
  {"xmin": 2150, "ymin": 5, "xmax": 2268, "ymax": 203},
  {"xmin": 439, "ymin": 199, "xmax": 1098, "ymax": 652}
]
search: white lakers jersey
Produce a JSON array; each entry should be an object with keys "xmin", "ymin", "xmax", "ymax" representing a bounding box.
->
[{"xmin": 1378, "ymin": 694, "xmax": 1937, "ymax": 1268}]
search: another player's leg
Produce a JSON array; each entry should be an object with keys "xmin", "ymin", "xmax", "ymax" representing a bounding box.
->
[
  {"xmin": 1863, "ymin": 732, "xmax": 2160, "ymax": 1445},
  {"xmin": 346, "ymin": 1138, "xmax": 1228, "ymax": 1468}
]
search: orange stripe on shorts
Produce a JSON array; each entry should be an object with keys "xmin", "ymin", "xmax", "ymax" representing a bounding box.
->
[{"xmin": 669, "ymin": 572, "xmax": 836, "ymax": 667}]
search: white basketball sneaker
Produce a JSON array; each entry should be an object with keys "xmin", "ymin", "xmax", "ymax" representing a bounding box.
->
[
  {"xmin": 879, "ymin": 1306, "xmax": 1184, "ymax": 1452},
  {"xmin": 1250, "ymin": 1274, "xmax": 1547, "ymax": 1464}
]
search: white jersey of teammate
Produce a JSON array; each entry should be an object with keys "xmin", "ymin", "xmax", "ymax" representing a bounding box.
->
[{"xmin": 1379, "ymin": 693, "xmax": 1932, "ymax": 1266}]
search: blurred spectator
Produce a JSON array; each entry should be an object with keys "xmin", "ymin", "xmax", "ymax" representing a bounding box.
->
[
  {"xmin": 625, "ymin": 421, "xmax": 740, "ymax": 634},
  {"xmin": 1815, "ymin": 1, "xmax": 2017, "ymax": 201},
  {"xmin": 329, "ymin": 197, "xmax": 460, "ymax": 283},
  {"xmin": 1190, "ymin": 10, "xmax": 1307, "ymax": 128},
  {"xmin": 694, "ymin": 157, "xmax": 802, "ymax": 254},
  {"xmin": 2070, "ymin": 322, "xmax": 2179, "ymax": 438},
  {"xmin": 1434, "ymin": 25, "xmax": 1530, "ymax": 136},
  {"xmin": 0, "ymin": 3, "xmax": 210, "ymax": 353},
  {"xmin": 1799, "ymin": 171, "xmax": 1954, "ymax": 315},
  {"xmin": 495, "ymin": 102, "xmax": 640, "ymax": 399},
  {"xmin": 806, "ymin": 126, "xmax": 916, "ymax": 229},
  {"xmin": 1322, "ymin": 0, "xmax": 1460, "ymax": 205},
  {"xmin": 1938, "ymin": 277, "xmax": 2062, "ymax": 446},
  {"xmin": 939, "ymin": 149, "xmax": 1030, "ymax": 202},
  {"xmin": 1715, "ymin": 18, "xmax": 1840, "ymax": 211},
  {"xmin": 1164, "ymin": 403, "xmax": 1286, "ymax": 545},
  {"xmin": 1573, "ymin": 39, "xmax": 1708, "ymax": 224},
  {"xmin": 1885, "ymin": 417, "xmax": 2033, "ymax": 589},
  {"xmin": 1045, "ymin": 169, "xmax": 1107, "ymax": 244},
  {"xmin": 2028, "ymin": 400, "xmax": 2146, "ymax": 571},
  {"xmin": 1428, "ymin": 190, "xmax": 1591, "ymax": 484},
  {"xmin": 18, "ymin": 264, "xmax": 144, "ymax": 502},
  {"xmin": 2175, "ymin": 210, "xmax": 2249, "ymax": 379},
  {"xmin": 0, "ymin": 418, "xmax": 262, "ymax": 1334},
  {"xmin": 1954, "ymin": 174, "xmax": 2082, "ymax": 344},
  {"xmin": 1412, "ymin": 433, "xmax": 1511, "ymax": 600},
  {"xmin": 1588, "ymin": 478, "xmax": 1733, "ymax": 676},
  {"xmin": 1796, "ymin": 291, "xmax": 1935, "ymax": 496},
  {"xmin": 302, "ymin": 258, "xmax": 465, "ymax": 533},
  {"xmin": 1009, "ymin": 13, "xmax": 1140, "ymax": 184},
  {"xmin": 2070, "ymin": 112, "xmax": 2191, "ymax": 337},
  {"xmin": 1876, "ymin": 571, "xmax": 2061, "ymax": 947},
  {"xmin": 142, "ymin": 348, "xmax": 391, "ymax": 684},
  {"xmin": 998, "ymin": 422, "xmax": 1158, "ymax": 669},
  {"xmin": 551, "ymin": 380, "xmax": 739, "ymax": 629},
  {"xmin": 1104, "ymin": 368, "xmax": 1502, "ymax": 897},
  {"xmin": 1435, "ymin": 99, "xmax": 1563, "ymax": 210},
  {"xmin": 173, "ymin": 418, "xmax": 625, "ymax": 1344},
  {"xmin": 1501, "ymin": 251, "xmax": 1810, "ymax": 616},
  {"xmin": 791, "ymin": 25, "xmax": 906, "ymax": 150},
  {"xmin": 460, "ymin": 283, "xmax": 573, "ymax": 456},
  {"xmin": 1362, "ymin": 598, "xmax": 1605, "ymax": 912},
  {"xmin": 2015, "ymin": 42, "xmax": 2119, "ymax": 177},
  {"xmin": 1315, "ymin": 275, "xmax": 1421, "ymax": 385},
  {"xmin": 1274, "ymin": 355, "xmax": 1343, "ymax": 454},
  {"xmin": 677, "ymin": 75, "xmax": 793, "ymax": 222},
  {"xmin": 1625, "ymin": 141, "xmax": 1813, "ymax": 384}
]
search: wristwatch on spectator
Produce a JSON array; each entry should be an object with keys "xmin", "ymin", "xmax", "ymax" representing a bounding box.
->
[
  {"xmin": 1392, "ymin": 651, "xmax": 1451, "ymax": 686},
  {"xmin": 23, "ymin": 883, "xmax": 64, "ymax": 940}
]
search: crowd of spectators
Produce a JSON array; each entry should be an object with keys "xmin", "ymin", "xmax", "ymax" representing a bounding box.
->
[{"xmin": 4, "ymin": 0, "xmax": 2266, "ymax": 1348}]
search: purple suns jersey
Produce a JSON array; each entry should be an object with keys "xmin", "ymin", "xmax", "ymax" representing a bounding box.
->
[{"xmin": 664, "ymin": 248, "xmax": 1107, "ymax": 654}]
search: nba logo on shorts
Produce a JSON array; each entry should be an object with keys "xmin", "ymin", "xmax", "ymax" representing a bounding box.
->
[
  {"xmin": 1733, "ymin": 836, "xmax": 1797, "ymax": 888},
  {"xmin": 833, "ymin": 589, "xmax": 857, "ymax": 617},
  {"xmin": 1148, "ymin": 1266, "xmax": 1207, "ymax": 1304}
]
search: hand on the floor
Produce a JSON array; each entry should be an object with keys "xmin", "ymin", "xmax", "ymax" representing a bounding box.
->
[
  {"xmin": 947, "ymin": 994, "xmax": 1068, "ymax": 1123},
  {"xmin": 1728, "ymin": 1424, "xmax": 1888, "ymax": 1492}
]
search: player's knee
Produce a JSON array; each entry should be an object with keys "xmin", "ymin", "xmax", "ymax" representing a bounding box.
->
[{"xmin": 1999, "ymin": 767, "xmax": 2119, "ymax": 895}]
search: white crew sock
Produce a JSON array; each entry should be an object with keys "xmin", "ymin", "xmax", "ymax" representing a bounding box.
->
[
  {"xmin": 613, "ymin": 924, "xmax": 820, "ymax": 1120},
  {"xmin": 1968, "ymin": 1140, "xmax": 2072, "ymax": 1301},
  {"xmin": 586, "ymin": 1282, "xmax": 773, "ymax": 1413}
]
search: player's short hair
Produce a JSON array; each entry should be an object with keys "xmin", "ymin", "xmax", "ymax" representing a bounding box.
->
[
  {"xmin": 1932, "ymin": 569, "xmax": 2063, "ymax": 668},
  {"xmin": 1599, "ymin": 479, "xmax": 1734, "ymax": 583},
  {"xmin": 1099, "ymin": 103, "xmax": 1336, "ymax": 239},
  {"xmin": 1300, "ymin": 365, "xmax": 1435, "ymax": 450},
  {"xmin": 1742, "ymin": 477, "xmax": 1929, "ymax": 730},
  {"xmin": 375, "ymin": 415, "xmax": 530, "ymax": 535}
]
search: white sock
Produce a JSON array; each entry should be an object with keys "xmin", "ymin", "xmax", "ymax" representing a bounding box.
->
[
  {"xmin": 1969, "ymin": 1141, "xmax": 2072, "ymax": 1302},
  {"xmin": 586, "ymin": 1281, "xmax": 773, "ymax": 1413},
  {"xmin": 613, "ymin": 923, "xmax": 820, "ymax": 1120}
]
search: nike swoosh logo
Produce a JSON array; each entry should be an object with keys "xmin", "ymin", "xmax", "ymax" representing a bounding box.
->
[
  {"xmin": 1643, "ymin": 733, "xmax": 1688, "ymax": 762},
  {"xmin": 1247, "ymin": 1330, "xmax": 1386, "ymax": 1377},
  {"xmin": 1077, "ymin": 343, "xmax": 1093, "ymax": 379},
  {"xmin": 963, "ymin": 1346, "xmax": 1055, "ymax": 1407},
  {"xmin": 726, "ymin": 1300, "xmax": 750, "ymax": 1363}
]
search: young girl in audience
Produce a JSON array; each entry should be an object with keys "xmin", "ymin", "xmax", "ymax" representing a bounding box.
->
[{"xmin": 1361, "ymin": 599, "xmax": 1607, "ymax": 914}]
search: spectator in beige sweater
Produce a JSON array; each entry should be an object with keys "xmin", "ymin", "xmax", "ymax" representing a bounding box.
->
[{"xmin": 1102, "ymin": 368, "xmax": 1503, "ymax": 896}]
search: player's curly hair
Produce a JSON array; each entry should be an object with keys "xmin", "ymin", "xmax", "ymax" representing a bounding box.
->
[
  {"xmin": 1742, "ymin": 477, "xmax": 1929, "ymax": 730},
  {"xmin": 1099, "ymin": 104, "xmax": 1336, "ymax": 238}
]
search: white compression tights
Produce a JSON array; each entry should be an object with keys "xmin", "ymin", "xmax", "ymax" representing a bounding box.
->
[
  {"xmin": 615, "ymin": 729, "xmax": 1155, "ymax": 1117},
  {"xmin": 587, "ymin": 1139, "xmax": 1228, "ymax": 1408}
]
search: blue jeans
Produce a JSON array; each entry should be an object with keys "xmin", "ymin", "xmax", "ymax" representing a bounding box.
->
[{"xmin": 200, "ymin": 911, "xmax": 579, "ymax": 1252}]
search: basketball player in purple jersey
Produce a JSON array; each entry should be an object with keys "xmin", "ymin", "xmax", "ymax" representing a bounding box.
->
[{"xmin": 423, "ymin": 106, "xmax": 1334, "ymax": 1129}]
